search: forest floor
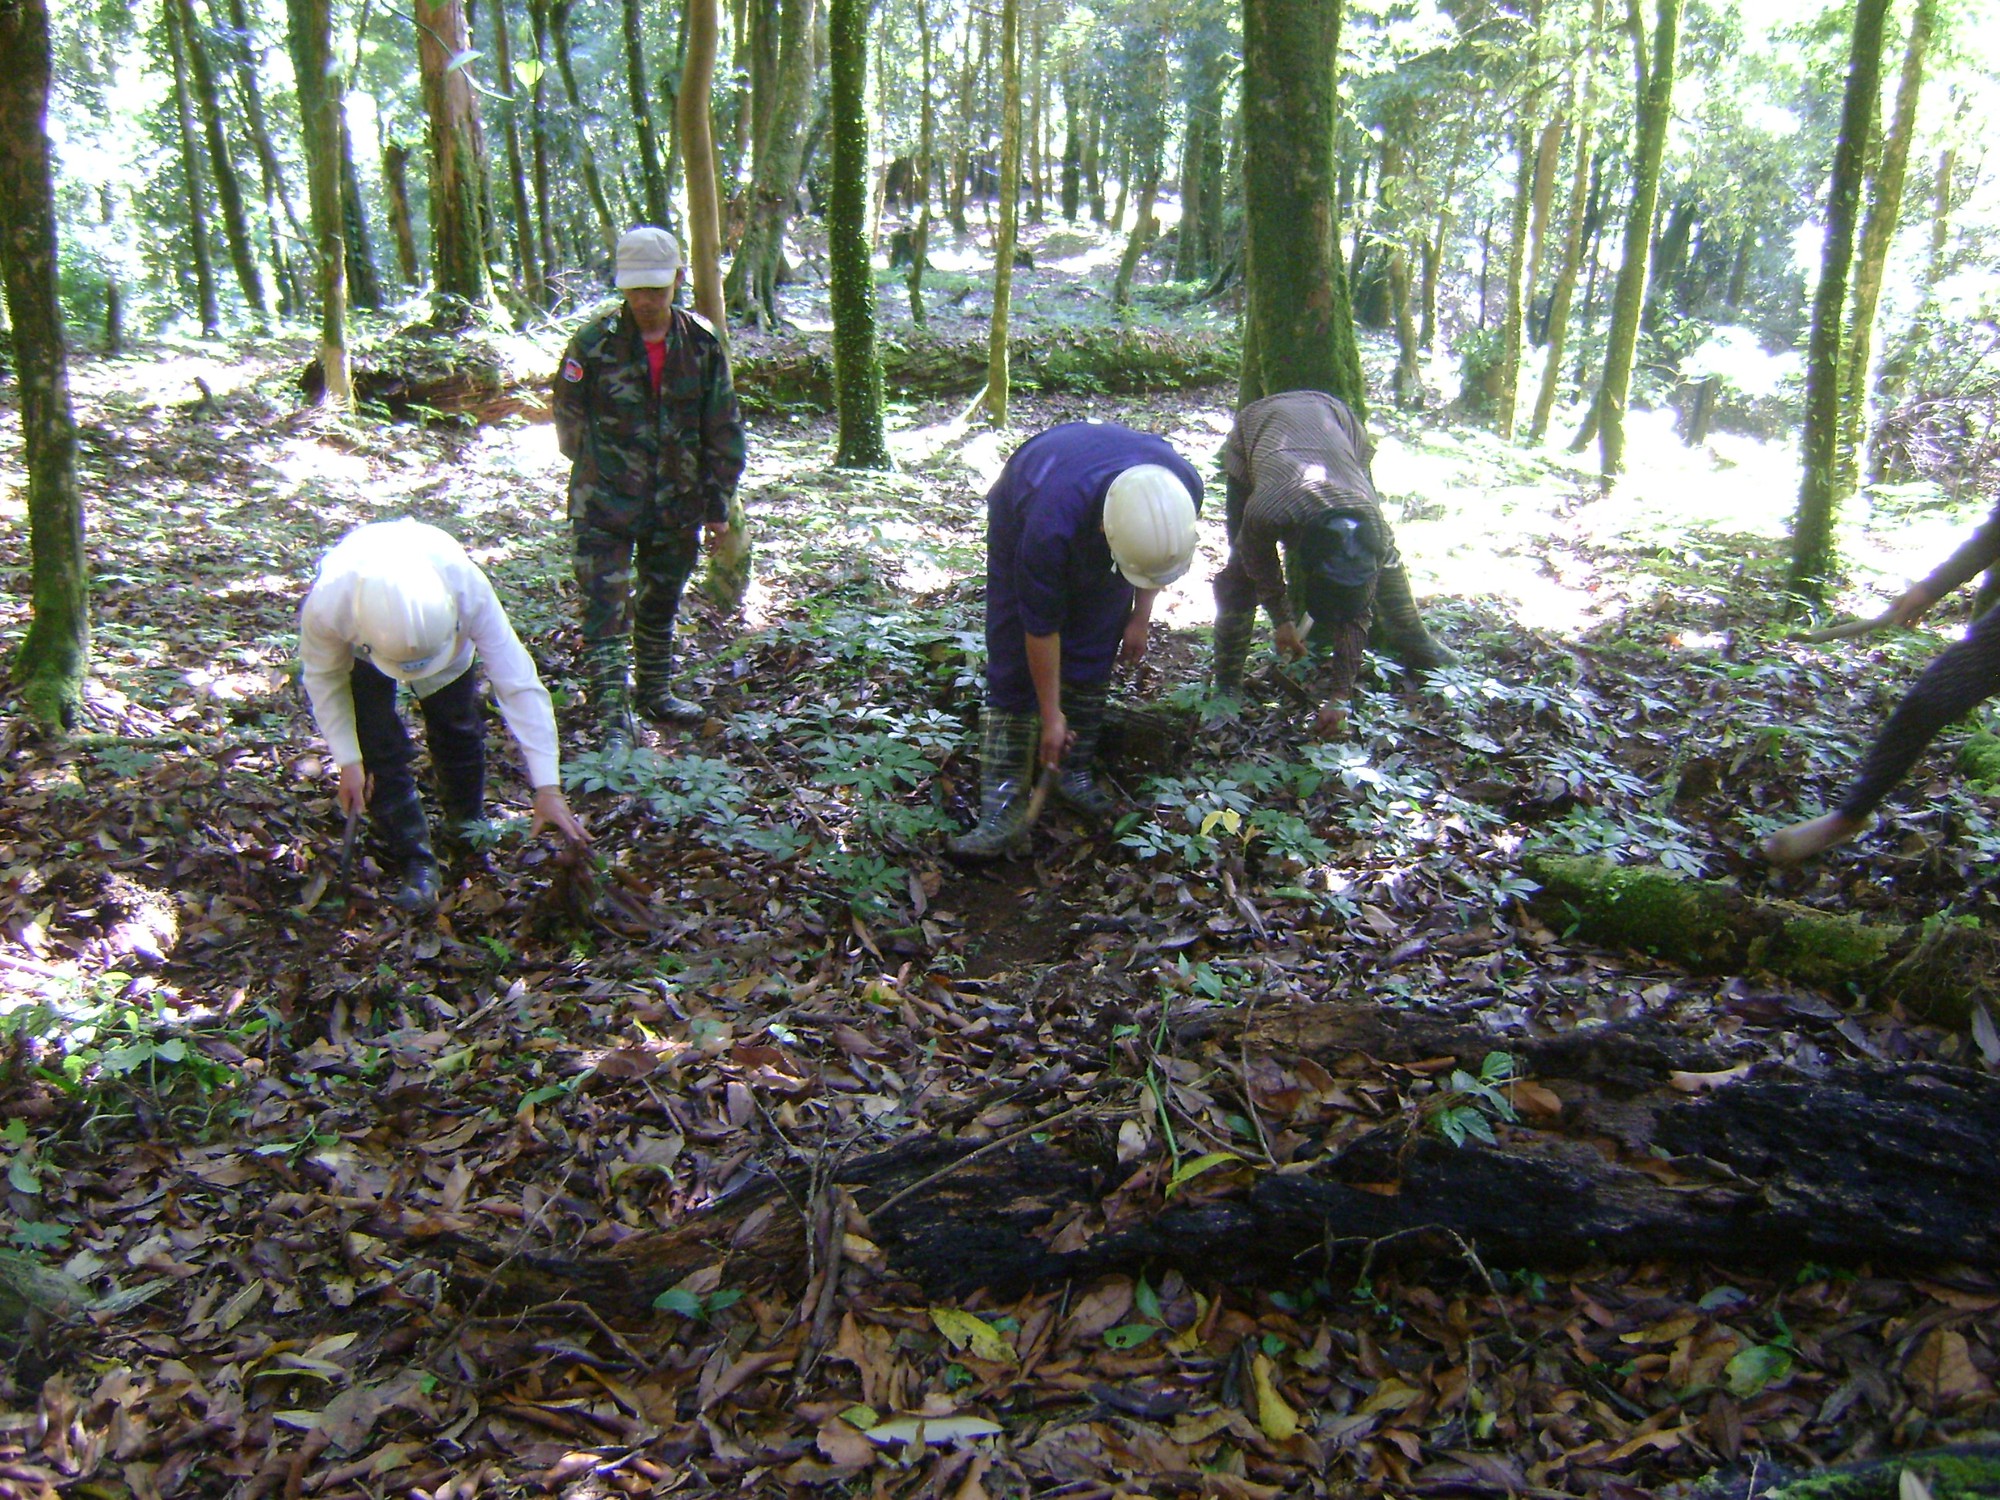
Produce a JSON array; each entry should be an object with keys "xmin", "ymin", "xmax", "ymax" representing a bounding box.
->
[{"xmin": 1, "ymin": 216, "xmax": 1999, "ymax": 1498}]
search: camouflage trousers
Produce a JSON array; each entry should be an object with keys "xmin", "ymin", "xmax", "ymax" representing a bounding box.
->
[{"xmin": 574, "ymin": 523, "xmax": 702, "ymax": 708}]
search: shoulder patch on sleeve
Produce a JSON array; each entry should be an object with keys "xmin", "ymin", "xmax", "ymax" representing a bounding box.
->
[{"xmin": 562, "ymin": 357, "xmax": 585, "ymax": 383}]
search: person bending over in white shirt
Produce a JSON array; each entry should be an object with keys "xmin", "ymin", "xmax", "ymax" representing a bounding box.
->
[{"xmin": 300, "ymin": 519, "xmax": 589, "ymax": 913}]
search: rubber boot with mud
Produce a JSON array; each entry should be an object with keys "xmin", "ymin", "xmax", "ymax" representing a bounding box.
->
[
  {"xmin": 582, "ymin": 643, "xmax": 643, "ymax": 754},
  {"xmin": 636, "ymin": 675, "xmax": 706, "ymax": 727},
  {"xmin": 946, "ymin": 710, "xmax": 1038, "ymax": 860},
  {"xmin": 1055, "ymin": 682, "xmax": 1117, "ymax": 819},
  {"xmin": 375, "ymin": 785, "xmax": 441, "ymax": 914},
  {"xmin": 1374, "ymin": 564, "xmax": 1456, "ymax": 672}
]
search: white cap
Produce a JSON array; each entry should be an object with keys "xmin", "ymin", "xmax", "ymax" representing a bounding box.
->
[
  {"xmin": 1103, "ymin": 465, "xmax": 1199, "ymax": 590},
  {"xmin": 615, "ymin": 226, "xmax": 684, "ymax": 289},
  {"xmin": 352, "ymin": 553, "xmax": 460, "ymax": 683}
]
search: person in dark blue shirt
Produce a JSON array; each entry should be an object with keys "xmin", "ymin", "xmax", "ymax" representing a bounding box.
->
[{"xmin": 948, "ymin": 422, "xmax": 1203, "ymax": 860}]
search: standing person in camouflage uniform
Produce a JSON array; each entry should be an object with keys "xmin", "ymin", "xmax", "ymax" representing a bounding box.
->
[
  {"xmin": 1211, "ymin": 390, "xmax": 1453, "ymax": 737},
  {"xmin": 554, "ymin": 226, "xmax": 746, "ymax": 749}
]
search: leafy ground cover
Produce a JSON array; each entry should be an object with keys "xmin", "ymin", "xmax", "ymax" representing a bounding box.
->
[{"xmin": 0, "ymin": 286, "xmax": 1998, "ymax": 1495}]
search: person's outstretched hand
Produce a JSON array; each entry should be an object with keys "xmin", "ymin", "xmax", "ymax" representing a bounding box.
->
[
  {"xmin": 532, "ymin": 785, "xmax": 591, "ymax": 846},
  {"xmin": 1274, "ymin": 621, "xmax": 1307, "ymax": 661},
  {"xmin": 1884, "ymin": 582, "xmax": 1940, "ymax": 628},
  {"xmin": 337, "ymin": 763, "xmax": 371, "ymax": 818},
  {"xmin": 1038, "ymin": 710, "xmax": 1073, "ymax": 770}
]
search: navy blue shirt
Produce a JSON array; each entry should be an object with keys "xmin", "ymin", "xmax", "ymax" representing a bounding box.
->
[{"xmin": 983, "ymin": 422, "xmax": 1204, "ymax": 711}]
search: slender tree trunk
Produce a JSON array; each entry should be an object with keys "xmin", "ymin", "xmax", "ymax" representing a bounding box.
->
[
  {"xmin": 1532, "ymin": 0, "xmax": 1602, "ymax": 442},
  {"xmin": 164, "ymin": 0, "xmax": 222, "ymax": 335},
  {"xmin": 415, "ymin": 0, "xmax": 494, "ymax": 316},
  {"xmin": 1240, "ymin": 0, "xmax": 1365, "ymax": 413},
  {"xmin": 623, "ymin": 0, "xmax": 671, "ymax": 227},
  {"xmin": 216, "ymin": 0, "xmax": 307, "ymax": 291},
  {"xmin": 1060, "ymin": 64, "xmax": 1080, "ymax": 221},
  {"xmin": 906, "ymin": 0, "xmax": 934, "ymax": 326},
  {"xmin": 948, "ymin": 4, "xmax": 977, "ymax": 235},
  {"xmin": 985, "ymin": 0, "xmax": 1022, "ymax": 422},
  {"xmin": 175, "ymin": 0, "xmax": 267, "ymax": 320},
  {"xmin": 1786, "ymin": 0, "xmax": 1892, "ymax": 600},
  {"xmin": 287, "ymin": 0, "xmax": 350, "ymax": 405},
  {"xmin": 338, "ymin": 116, "xmax": 383, "ymax": 310},
  {"xmin": 1110, "ymin": 31, "xmax": 1164, "ymax": 310},
  {"xmin": 1381, "ymin": 132, "xmax": 1420, "ymax": 405},
  {"xmin": 488, "ymin": 0, "xmax": 544, "ymax": 303},
  {"xmin": 549, "ymin": 0, "xmax": 619, "ymax": 255},
  {"xmin": 679, "ymin": 0, "xmax": 726, "ymax": 331},
  {"xmin": 1524, "ymin": 115, "xmax": 1562, "ymax": 322},
  {"xmin": 525, "ymin": 0, "xmax": 558, "ymax": 284},
  {"xmin": 1926, "ymin": 146, "xmax": 1953, "ymax": 290},
  {"xmin": 724, "ymin": 0, "xmax": 815, "ymax": 327},
  {"xmin": 1584, "ymin": 0, "xmax": 1683, "ymax": 482},
  {"xmin": 1836, "ymin": 0, "xmax": 1934, "ymax": 501},
  {"xmin": 382, "ymin": 139, "xmax": 420, "ymax": 285},
  {"xmin": 1085, "ymin": 100, "xmax": 1105, "ymax": 224},
  {"xmin": 0, "ymin": 0, "xmax": 90, "ymax": 732},
  {"xmin": 1175, "ymin": 105, "xmax": 1207, "ymax": 282},
  {"xmin": 828, "ymin": 0, "xmax": 888, "ymax": 463},
  {"xmin": 1497, "ymin": 109, "xmax": 1537, "ymax": 437}
]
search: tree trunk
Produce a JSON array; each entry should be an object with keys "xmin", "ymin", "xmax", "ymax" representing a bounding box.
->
[
  {"xmin": 724, "ymin": 0, "xmax": 815, "ymax": 328},
  {"xmin": 905, "ymin": 0, "xmax": 934, "ymax": 327},
  {"xmin": 679, "ymin": 0, "xmax": 726, "ymax": 332},
  {"xmin": 1786, "ymin": 0, "xmax": 1891, "ymax": 602},
  {"xmin": 1524, "ymin": 115, "xmax": 1563, "ymax": 326},
  {"xmin": 414, "ymin": 0, "xmax": 494, "ymax": 317},
  {"xmin": 947, "ymin": 5, "xmax": 978, "ymax": 236},
  {"xmin": 1380, "ymin": 133, "xmax": 1421, "ymax": 406},
  {"xmin": 525, "ymin": 0, "xmax": 557, "ymax": 285},
  {"xmin": 1110, "ymin": 32, "xmax": 1164, "ymax": 311},
  {"xmin": 983, "ymin": 0, "xmax": 1023, "ymax": 423},
  {"xmin": 1026, "ymin": 5, "xmax": 1044, "ymax": 223},
  {"xmin": 828, "ymin": 0, "xmax": 888, "ymax": 464},
  {"xmin": 1926, "ymin": 145, "xmax": 1953, "ymax": 290},
  {"xmin": 1059, "ymin": 64, "xmax": 1079, "ymax": 221},
  {"xmin": 1531, "ymin": 0, "xmax": 1601, "ymax": 442},
  {"xmin": 338, "ymin": 116, "xmax": 383, "ymax": 311},
  {"xmin": 1835, "ymin": 0, "xmax": 1935, "ymax": 502},
  {"xmin": 548, "ymin": 0, "xmax": 619, "ymax": 257},
  {"xmin": 163, "ymin": 0, "xmax": 221, "ymax": 335},
  {"xmin": 1496, "ymin": 109, "xmax": 1537, "ymax": 438},
  {"xmin": 1586, "ymin": 0, "xmax": 1683, "ymax": 483},
  {"xmin": 215, "ymin": 0, "xmax": 307, "ymax": 303},
  {"xmin": 1085, "ymin": 99, "xmax": 1105, "ymax": 225},
  {"xmin": 620, "ymin": 0, "xmax": 671, "ymax": 229},
  {"xmin": 1239, "ymin": 0, "xmax": 1365, "ymax": 414},
  {"xmin": 0, "ymin": 0, "xmax": 90, "ymax": 733},
  {"xmin": 382, "ymin": 139, "xmax": 421, "ymax": 286},
  {"xmin": 447, "ymin": 1003, "xmax": 2000, "ymax": 1311},
  {"xmin": 488, "ymin": 0, "xmax": 544, "ymax": 305},
  {"xmin": 286, "ymin": 0, "xmax": 351, "ymax": 405},
  {"xmin": 174, "ymin": 0, "xmax": 267, "ymax": 321}
]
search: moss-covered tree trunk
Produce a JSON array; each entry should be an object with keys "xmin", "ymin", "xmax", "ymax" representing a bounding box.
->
[
  {"xmin": 1059, "ymin": 64, "xmax": 1080, "ymax": 221},
  {"xmin": 487, "ymin": 0, "xmax": 543, "ymax": 305},
  {"xmin": 381, "ymin": 139, "xmax": 420, "ymax": 286},
  {"xmin": 0, "ymin": 0, "xmax": 90, "ymax": 734},
  {"xmin": 904, "ymin": 0, "xmax": 935, "ymax": 327},
  {"xmin": 724, "ymin": 0, "xmax": 815, "ymax": 328},
  {"xmin": 1835, "ymin": 0, "xmax": 1934, "ymax": 503},
  {"xmin": 163, "ymin": 0, "xmax": 222, "ymax": 336},
  {"xmin": 285, "ymin": 0, "xmax": 350, "ymax": 406},
  {"xmin": 337, "ymin": 114, "xmax": 383, "ymax": 311},
  {"xmin": 546, "ymin": 0, "xmax": 618, "ymax": 258},
  {"xmin": 1786, "ymin": 0, "xmax": 1891, "ymax": 602},
  {"xmin": 1580, "ymin": 0, "xmax": 1680, "ymax": 481},
  {"xmin": 1531, "ymin": 0, "xmax": 1600, "ymax": 442},
  {"xmin": 1110, "ymin": 31, "xmax": 1165, "ymax": 312},
  {"xmin": 524, "ymin": 0, "xmax": 558, "ymax": 284},
  {"xmin": 621, "ymin": 0, "xmax": 671, "ymax": 229},
  {"xmin": 984, "ymin": 0, "xmax": 1022, "ymax": 423},
  {"xmin": 414, "ymin": 0, "xmax": 493, "ymax": 318},
  {"xmin": 1239, "ymin": 0, "xmax": 1365, "ymax": 414},
  {"xmin": 827, "ymin": 0, "xmax": 889, "ymax": 464},
  {"xmin": 174, "ymin": 0, "xmax": 267, "ymax": 323},
  {"xmin": 679, "ymin": 0, "xmax": 726, "ymax": 331}
]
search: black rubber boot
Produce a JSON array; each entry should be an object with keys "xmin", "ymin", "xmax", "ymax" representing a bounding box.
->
[
  {"xmin": 636, "ymin": 676, "xmax": 706, "ymax": 726},
  {"xmin": 374, "ymin": 785, "xmax": 440, "ymax": 914},
  {"xmin": 1055, "ymin": 682, "xmax": 1116, "ymax": 820},
  {"xmin": 946, "ymin": 710, "xmax": 1038, "ymax": 860}
]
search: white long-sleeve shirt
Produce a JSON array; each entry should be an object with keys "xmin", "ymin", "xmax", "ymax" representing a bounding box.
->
[{"xmin": 299, "ymin": 521, "xmax": 561, "ymax": 789}]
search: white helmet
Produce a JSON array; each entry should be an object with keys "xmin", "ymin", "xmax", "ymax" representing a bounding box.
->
[
  {"xmin": 1103, "ymin": 465, "xmax": 1198, "ymax": 589},
  {"xmin": 615, "ymin": 225, "xmax": 684, "ymax": 288},
  {"xmin": 353, "ymin": 554, "xmax": 459, "ymax": 683}
]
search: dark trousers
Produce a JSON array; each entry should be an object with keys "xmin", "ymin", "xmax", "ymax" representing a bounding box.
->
[
  {"xmin": 1838, "ymin": 603, "xmax": 2000, "ymax": 819},
  {"xmin": 350, "ymin": 660, "xmax": 485, "ymax": 820}
]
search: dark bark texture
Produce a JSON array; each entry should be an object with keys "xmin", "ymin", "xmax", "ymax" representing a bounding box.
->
[{"xmin": 827, "ymin": 0, "xmax": 888, "ymax": 464}]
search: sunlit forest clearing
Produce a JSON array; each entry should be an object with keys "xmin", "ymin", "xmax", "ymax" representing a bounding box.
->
[{"xmin": 6, "ymin": 0, "xmax": 2000, "ymax": 1494}]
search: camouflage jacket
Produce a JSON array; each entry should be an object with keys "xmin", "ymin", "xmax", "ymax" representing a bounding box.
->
[{"xmin": 552, "ymin": 304, "xmax": 746, "ymax": 537}]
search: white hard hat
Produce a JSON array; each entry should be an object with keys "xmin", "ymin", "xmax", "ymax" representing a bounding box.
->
[
  {"xmin": 615, "ymin": 226, "xmax": 685, "ymax": 289},
  {"xmin": 1103, "ymin": 464, "xmax": 1198, "ymax": 589},
  {"xmin": 353, "ymin": 555, "xmax": 459, "ymax": 683}
]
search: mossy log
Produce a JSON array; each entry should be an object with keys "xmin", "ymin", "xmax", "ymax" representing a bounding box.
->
[
  {"xmin": 730, "ymin": 326, "xmax": 1239, "ymax": 412},
  {"xmin": 1959, "ymin": 729, "xmax": 2000, "ymax": 791},
  {"xmin": 399, "ymin": 1004, "xmax": 2000, "ymax": 1309},
  {"xmin": 1694, "ymin": 1444, "xmax": 2000, "ymax": 1500},
  {"xmin": 1525, "ymin": 852, "xmax": 2000, "ymax": 1027}
]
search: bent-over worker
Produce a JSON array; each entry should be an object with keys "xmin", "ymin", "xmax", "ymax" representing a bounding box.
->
[
  {"xmin": 300, "ymin": 519, "xmax": 588, "ymax": 913},
  {"xmin": 948, "ymin": 421, "xmax": 1203, "ymax": 860},
  {"xmin": 1764, "ymin": 500, "xmax": 2000, "ymax": 864},
  {"xmin": 1211, "ymin": 390, "xmax": 1453, "ymax": 736}
]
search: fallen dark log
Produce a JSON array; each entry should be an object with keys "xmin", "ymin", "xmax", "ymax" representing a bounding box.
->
[
  {"xmin": 1525, "ymin": 852, "xmax": 2000, "ymax": 1027},
  {"xmin": 1693, "ymin": 1443, "xmax": 2000, "ymax": 1499},
  {"xmin": 413, "ymin": 1005, "xmax": 2000, "ymax": 1310}
]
